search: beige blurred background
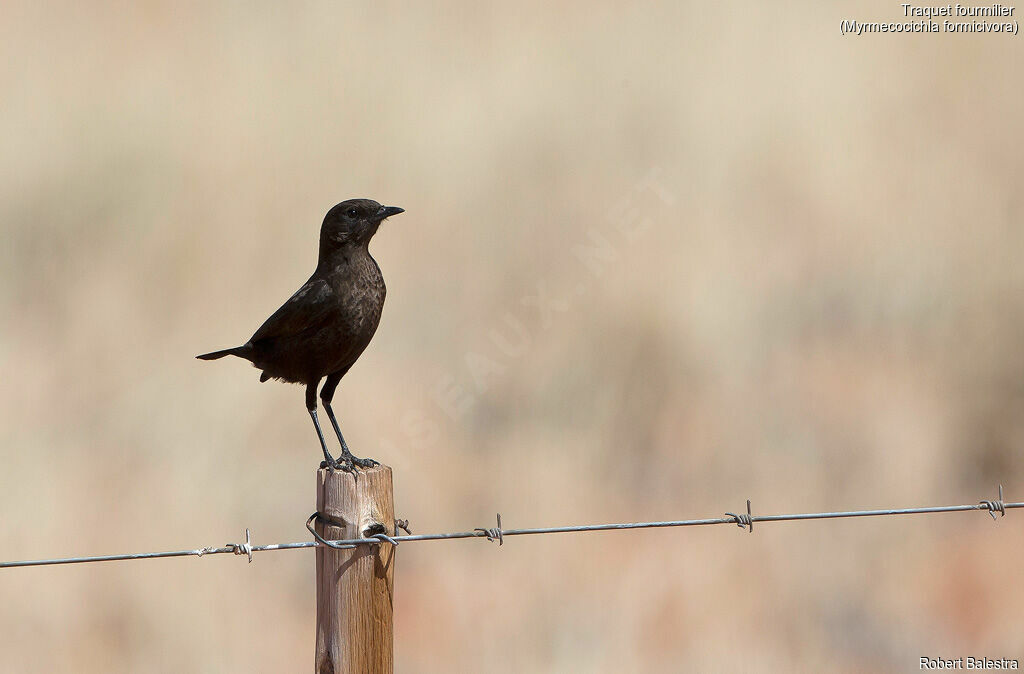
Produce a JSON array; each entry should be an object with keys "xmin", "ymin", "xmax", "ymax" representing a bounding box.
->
[{"xmin": 2, "ymin": 2, "xmax": 1022, "ymax": 672}]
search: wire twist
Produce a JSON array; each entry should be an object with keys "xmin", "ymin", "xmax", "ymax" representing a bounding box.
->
[
  {"xmin": 370, "ymin": 533, "xmax": 400, "ymax": 546},
  {"xmin": 306, "ymin": 513, "xmax": 401, "ymax": 548},
  {"xmin": 228, "ymin": 528, "xmax": 253, "ymax": 563},
  {"xmin": 979, "ymin": 484, "xmax": 1006, "ymax": 521},
  {"xmin": 725, "ymin": 499, "xmax": 754, "ymax": 533},
  {"xmin": 475, "ymin": 513, "xmax": 504, "ymax": 545},
  {"xmin": 305, "ymin": 512, "xmax": 357, "ymax": 550}
]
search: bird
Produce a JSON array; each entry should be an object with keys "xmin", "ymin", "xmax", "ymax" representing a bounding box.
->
[{"xmin": 197, "ymin": 198, "xmax": 403, "ymax": 472}]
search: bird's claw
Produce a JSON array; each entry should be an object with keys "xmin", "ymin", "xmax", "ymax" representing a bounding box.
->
[
  {"xmin": 319, "ymin": 457, "xmax": 352, "ymax": 472},
  {"xmin": 349, "ymin": 455, "xmax": 379, "ymax": 469},
  {"xmin": 319, "ymin": 454, "xmax": 376, "ymax": 474}
]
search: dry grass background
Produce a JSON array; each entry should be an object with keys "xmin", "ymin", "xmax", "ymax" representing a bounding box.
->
[{"xmin": 1, "ymin": 2, "xmax": 1022, "ymax": 672}]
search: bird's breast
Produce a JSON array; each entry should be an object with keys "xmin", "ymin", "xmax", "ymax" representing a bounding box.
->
[{"xmin": 329, "ymin": 259, "xmax": 386, "ymax": 332}]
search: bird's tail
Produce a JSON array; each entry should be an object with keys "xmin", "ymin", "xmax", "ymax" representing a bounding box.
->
[{"xmin": 196, "ymin": 346, "xmax": 248, "ymax": 361}]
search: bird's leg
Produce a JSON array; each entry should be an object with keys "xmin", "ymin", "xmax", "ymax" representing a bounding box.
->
[
  {"xmin": 321, "ymin": 373, "xmax": 379, "ymax": 470},
  {"xmin": 324, "ymin": 404, "xmax": 379, "ymax": 470},
  {"xmin": 307, "ymin": 383, "xmax": 344, "ymax": 471}
]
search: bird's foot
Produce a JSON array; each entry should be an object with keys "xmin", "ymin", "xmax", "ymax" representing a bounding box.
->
[
  {"xmin": 341, "ymin": 451, "xmax": 379, "ymax": 470},
  {"xmin": 319, "ymin": 457, "xmax": 353, "ymax": 472},
  {"xmin": 319, "ymin": 454, "xmax": 377, "ymax": 473}
]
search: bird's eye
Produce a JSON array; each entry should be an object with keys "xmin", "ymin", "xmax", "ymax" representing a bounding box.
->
[{"xmin": 345, "ymin": 208, "xmax": 358, "ymax": 218}]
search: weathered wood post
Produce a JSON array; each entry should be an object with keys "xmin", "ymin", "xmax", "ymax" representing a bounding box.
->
[{"xmin": 315, "ymin": 465, "xmax": 395, "ymax": 674}]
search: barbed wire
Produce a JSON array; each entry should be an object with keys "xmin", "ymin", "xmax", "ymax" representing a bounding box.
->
[{"xmin": 1, "ymin": 485, "xmax": 1017, "ymax": 569}]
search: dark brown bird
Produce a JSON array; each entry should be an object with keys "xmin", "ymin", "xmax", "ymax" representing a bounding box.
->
[{"xmin": 197, "ymin": 199, "xmax": 403, "ymax": 472}]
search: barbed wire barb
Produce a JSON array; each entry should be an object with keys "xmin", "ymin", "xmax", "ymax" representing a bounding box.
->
[
  {"xmin": 474, "ymin": 513, "xmax": 504, "ymax": 545},
  {"xmin": 979, "ymin": 484, "xmax": 1006, "ymax": 520},
  {"xmin": 725, "ymin": 499, "xmax": 753, "ymax": 533},
  {"xmin": 229, "ymin": 528, "xmax": 253, "ymax": 563}
]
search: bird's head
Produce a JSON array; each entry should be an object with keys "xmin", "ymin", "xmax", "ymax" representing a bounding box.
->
[{"xmin": 320, "ymin": 199, "xmax": 404, "ymax": 253}]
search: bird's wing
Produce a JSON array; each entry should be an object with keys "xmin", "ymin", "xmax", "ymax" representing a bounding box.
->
[{"xmin": 249, "ymin": 277, "xmax": 336, "ymax": 343}]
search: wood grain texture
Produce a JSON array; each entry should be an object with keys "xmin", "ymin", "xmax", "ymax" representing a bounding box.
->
[{"xmin": 315, "ymin": 465, "xmax": 395, "ymax": 674}]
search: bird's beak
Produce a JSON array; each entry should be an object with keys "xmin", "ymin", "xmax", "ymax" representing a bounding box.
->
[{"xmin": 375, "ymin": 206, "xmax": 404, "ymax": 221}]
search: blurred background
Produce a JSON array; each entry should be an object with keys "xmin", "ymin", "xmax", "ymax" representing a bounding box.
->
[{"xmin": 1, "ymin": 2, "xmax": 1022, "ymax": 672}]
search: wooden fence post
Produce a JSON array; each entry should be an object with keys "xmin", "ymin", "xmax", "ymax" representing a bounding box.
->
[{"xmin": 315, "ymin": 464, "xmax": 395, "ymax": 674}]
